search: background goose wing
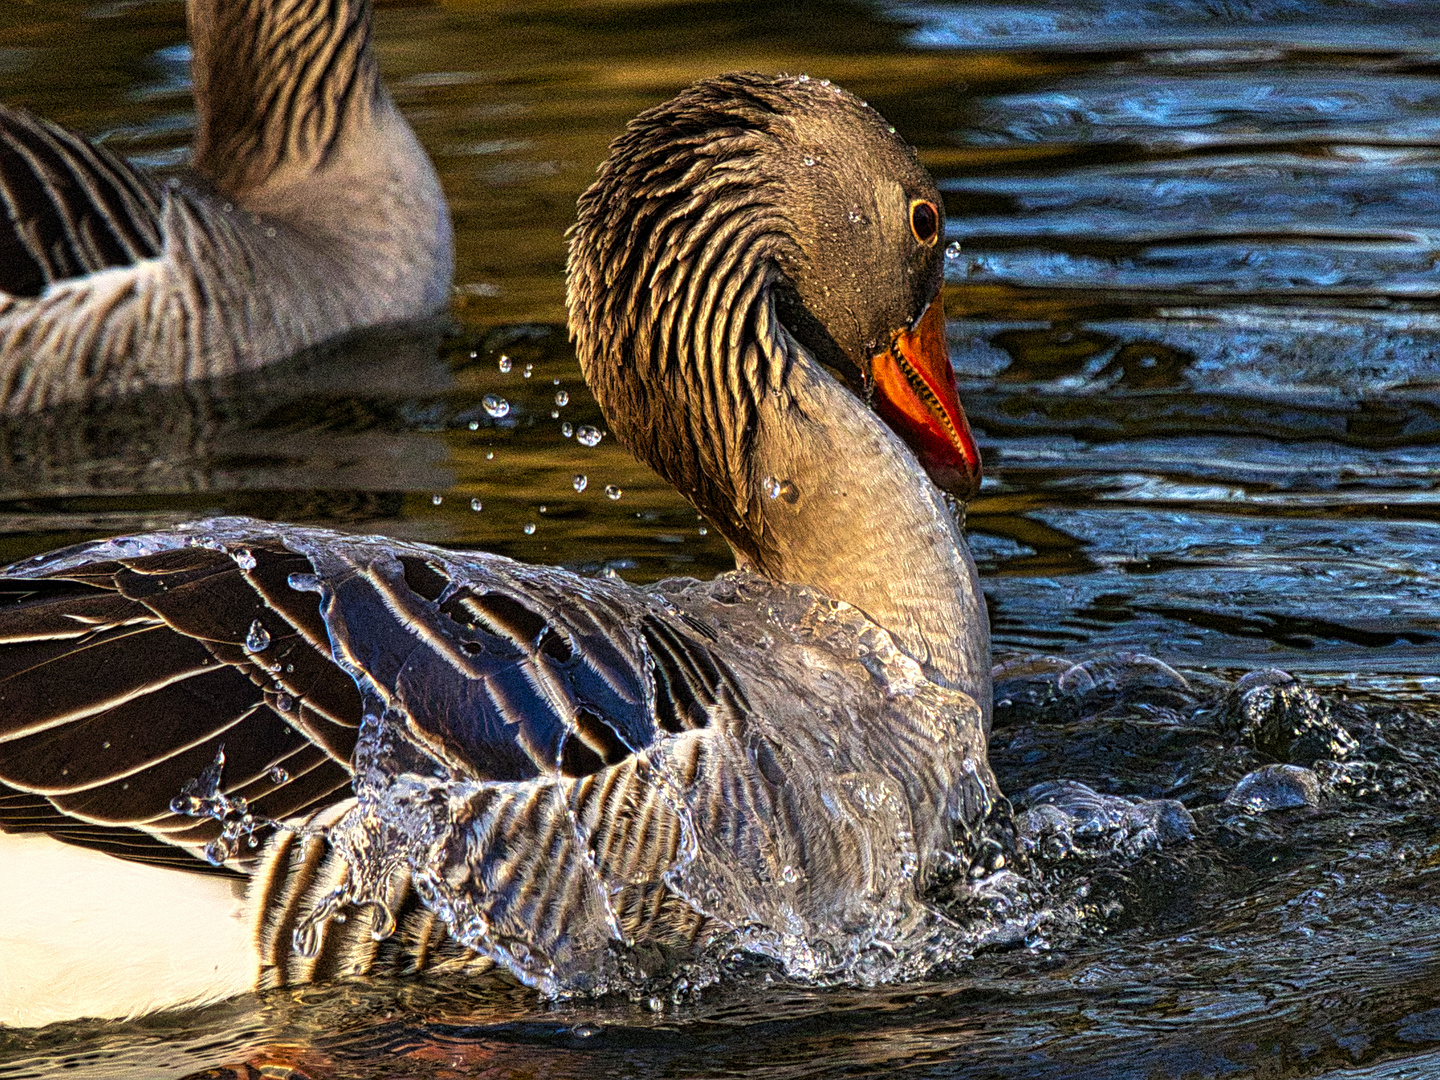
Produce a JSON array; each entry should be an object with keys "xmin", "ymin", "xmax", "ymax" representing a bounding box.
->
[{"xmin": 0, "ymin": 105, "xmax": 164, "ymax": 298}]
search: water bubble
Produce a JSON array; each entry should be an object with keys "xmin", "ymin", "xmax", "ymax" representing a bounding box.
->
[
  {"xmin": 573, "ymin": 474, "xmax": 588, "ymax": 492},
  {"xmin": 945, "ymin": 241, "xmax": 962, "ymax": 260},
  {"xmin": 269, "ymin": 766, "xmax": 289, "ymax": 784},
  {"xmin": 576, "ymin": 425, "xmax": 603, "ymax": 447},
  {"xmin": 555, "ymin": 390, "xmax": 569, "ymax": 407},
  {"xmin": 233, "ymin": 548, "xmax": 256, "ymax": 571},
  {"xmin": 498, "ymin": 355, "xmax": 512, "ymax": 373},
  {"xmin": 468, "ymin": 420, "xmax": 480, "ymax": 431},
  {"xmin": 431, "ymin": 494, "xmax": 443, "ymax": 506},
  {"xmin": 605, "ymin": 485, "xmax": 622, "ymax": 500},
  {"xmin": 523, "ymin": 522, "xmax": 537, "ymax": 535},
  {"xmin": 245, "ymin": 620, "xmax": 271, "ymax": 653},
  {"xmin": 523, "ymin": 364, "xmax": 533, "ymax": 379},
  {"xmin": 471, "ymin": 498, "xmax": 483, "ymax": 511},
  {"xmin": 483, "ymin": 394, "xmax": 510, "ymax": 418},
  {"xmin": 562, "ymin": 422, "xmax": 574, "ymax": 438}
]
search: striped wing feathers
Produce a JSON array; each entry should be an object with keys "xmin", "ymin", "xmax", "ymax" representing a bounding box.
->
[
  {"xmin": 0, "ymin": 545, "xmax": 358, "ymax": 871},
  {"xmin": 0, "ymin": 105, "xmax": 164, "ymax": 299},
  {"xmin": 0, "ymin": 526, "xmax": 743, "ymax": 891}
]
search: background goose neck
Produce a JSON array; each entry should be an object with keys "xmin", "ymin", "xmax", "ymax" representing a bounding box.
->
[{"xmin": 188, "ymin": 0, "xmax": 385, "ymax": 201}]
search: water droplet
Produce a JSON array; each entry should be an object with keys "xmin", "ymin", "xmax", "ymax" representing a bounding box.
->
[
  {"xmin": 468, "ymin": 350, "xmax": 478, "ymax": 360},
  {"xmin": 539, "ymin": 505, "xmax": 548, "ymax": 514},
  {"xmin": 204, "ymin": 836, "xmax": 234, "ymax": 866},
  {"xmin": 170, "ymin": 794, "xmax": 201, "ymax": 815},
  {"xmin": 762, "ymin": 477, "xmax": 799, "ymax": 502},
  {"xmin": 797, "ymin": 73, "xmax": 810, "ymax": 82},
  {"xmin": 571, "ymin": 1023, "xmax": 602, "ymax": 1038},
  {"xmin": 269, "ymin": 766, "xmax": 289, "ymax": 784},
  {"xmin": 945, "ymin": 241, "xmax": 962, "ymax": 260},
  {"xmin": 698, "ymin": 526, "xmax": 708, "ymax": 536},
  {"xmin": 576, "ymin": 425, "xmax": 603, "ymax": 447},
  {"xmin": 486, "ymin": 451, "xmax": 495, "ymax": 460},
  {"xmin": 233, "ymin": 549, "xmax": 256, "ymax": 571},
  {"xmin": 483, "ymin": 394, "xmax": 510, "ymax": 418},
  {"xmin": 848, "ymin": 208, "xmax": 867, "ymax": 224},
  {"xmin": 781, "ymin": 864, "xmax": 800, "ymax": 883},
  {"xmin": 498, "ymin": 355, "xmax": 512, "ymax": 373},
  {"xmin": 288, "ymin": 572, "xmax": 321, "ymax": 592},
  {"xmin": 605, "ymin": 485, "xmax": 622, "ymax": 500},
  {"xmin": 274, "ymin": 693, "xmax": 293, "ymax": 713},
  {"xmin": 468, "ymin": 420, "xmax": 480, "ymax": 431},
  {"xmin": 555, "ymin": 390, "xmax": 569, "ymax": 407},
  {"xmin": 245, "ymin": 620, "xmax": 271, "ymax": 653},
  {"xmin": 802, "ymin": 156, "xmax": 816, "ymax": 166},
  {"xmin": 553, "ymin": 377, "xmax": 560, "ymax": 385},
  {"xmin": 562, "ymin": 422, "xmax": 574, "ymax": 438},
  {"xmin": 101, "ymin": 740, "xmax": 110, "ymax": 750},
  {"xmin": 471, "ymin": 498, "xmax": 483, "ymax": 511},
  {"xmin": 523, "ymin": 522, "xmax": 537, "ymax": 535},
  {"xmin": 523, "ymin": 364, "xmax": 533, "ymax": 379},
  {"xmin": 887, "ymin": 125, "xmax": 896, "ymax": 134},
  {"xmin": 573, "ymin": 474, "xmax": 588, "ymax": 492},
  {"xmin": 551, "ymin": 410, "xmax": 560, "ymax": 418},
  {"xmin": 431, "ymin": 494, "xmax": 443, "ymax": 506}
]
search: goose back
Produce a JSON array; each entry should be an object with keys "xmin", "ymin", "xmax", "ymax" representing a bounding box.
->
[
  {"xmin": 0, "ymin": 517, "xmax": 997, "ymax": 992},
  {"xmin": 0, "ymin": 0, "xmax": 452, "ymax": 412}
]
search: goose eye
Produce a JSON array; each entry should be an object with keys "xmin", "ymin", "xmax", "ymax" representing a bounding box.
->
[{"xmin": 909, "ymin": 199, "xmax": 939, "ymax": 245}]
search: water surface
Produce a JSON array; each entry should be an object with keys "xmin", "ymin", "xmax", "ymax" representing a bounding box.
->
[{"xmin": 1, "ymin": 0, "xmax": 1439, "ymax": 1076}]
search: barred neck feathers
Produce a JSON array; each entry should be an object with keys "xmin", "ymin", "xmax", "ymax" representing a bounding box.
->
[
  {"xmin": 189, "ymin": 0, "xmax": 384, "ymax": 201},
  {"xmin": 568, "ymin": 87, "xmax": 799, "ymax": 543},
  {"xmin": 567, "ymin": 73, "xmax": 991, "ymax": 702}
]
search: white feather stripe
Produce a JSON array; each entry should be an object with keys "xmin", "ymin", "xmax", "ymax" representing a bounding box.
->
[{"xmin": 0, "ymin": 832, "xmax": 259, "ymax": 1027}]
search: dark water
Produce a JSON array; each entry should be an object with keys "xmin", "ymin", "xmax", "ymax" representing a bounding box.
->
[{"xmin": 2, "ymin": 0, "xmax": 1440, "ymax": 1076}]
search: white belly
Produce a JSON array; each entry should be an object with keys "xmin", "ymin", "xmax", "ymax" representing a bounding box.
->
[{"xmin": 0, "ymin": 832, "xmax": 260, "ymax": 1028}]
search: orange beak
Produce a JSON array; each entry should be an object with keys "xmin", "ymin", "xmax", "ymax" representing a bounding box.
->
[{"xmin": 869, "ymin": 299, "xmax": 982, "ymax": 501}]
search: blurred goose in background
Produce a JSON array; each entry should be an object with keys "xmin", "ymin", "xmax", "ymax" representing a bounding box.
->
[
  {"xmin": 0, "ymin": 0, "xmax": 452, "ymax": 413},
  {"xmin": 0, "ymin": 73, "xmax": 994, "ymax": 1028}
]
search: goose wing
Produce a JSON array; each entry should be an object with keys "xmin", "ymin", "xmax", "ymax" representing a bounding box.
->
[
  {"xmin": 0, "ymin": 105, "xmax": 165, "ymax": 298},
  {"xmin": 0, "ymin": 517, "xmax": 726, "ymax": 879}
]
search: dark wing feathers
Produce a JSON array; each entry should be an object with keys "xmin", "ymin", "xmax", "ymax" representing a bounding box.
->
[
  {"xmin": 0, "ymin": 105, "xmax": 165, "ymax": 298},
  {"xmin": 0, "ymin": 522, "xmax": 744, "ymax": 879}
]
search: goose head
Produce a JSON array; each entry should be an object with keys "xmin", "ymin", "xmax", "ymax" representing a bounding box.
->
[{"xmin": 568, "ymin": 74, "xmax": 989, "ymax": 698}]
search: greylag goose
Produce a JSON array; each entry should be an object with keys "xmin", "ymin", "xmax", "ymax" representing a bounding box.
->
[
  {"xmin": 0, "ymin": 0, "xmax": 452, "ymax": 413},
  {"xmin": 0, "ymin": 73, "xmax": 994, "ymax": 1027}
]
